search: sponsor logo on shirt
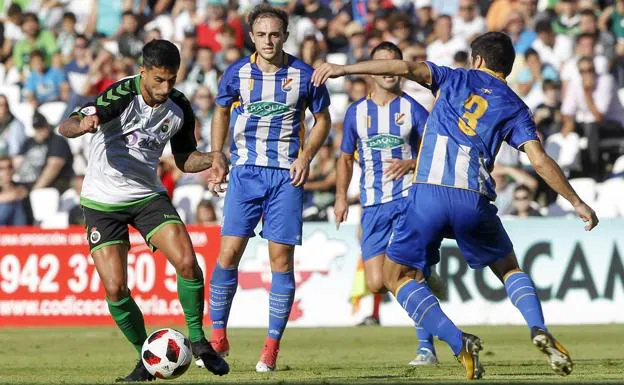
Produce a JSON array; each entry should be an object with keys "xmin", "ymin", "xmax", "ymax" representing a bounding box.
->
[
  {"xmin": 394, "ymin": 112, "xmax": 405, "ymax": 125},
  {"xmin": 364, "ymin": 134, "xmax": 405, "ymax": 150},
  {"xmin": 281, "ymin": 78, "xmax": 293, "ymax": 92},
  {"xmin": 247, "ymin": 101, "xmax": 291, "ymax": 117},
  {"xmin": 160, "ymin": 119, "xmax": 171, "ymax": 133}
]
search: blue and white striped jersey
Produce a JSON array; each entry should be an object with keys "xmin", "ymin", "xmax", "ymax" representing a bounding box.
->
[
  {"xmin": 216, "ymin": 53, "xmax": 330, "ymax": 169},
  {"xmin": 414, "ymin": 62, "xmax": 539, "ymax": 200},
  {"xmin": 341, "ymin": 93, "xmax": 428, "ymax": 207}
]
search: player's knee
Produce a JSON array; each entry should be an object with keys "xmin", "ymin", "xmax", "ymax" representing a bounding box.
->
[
  {"xmin": 175, "ymin": 255, "xmax": 199, "ymax": 280},
  {"xmin": 103, "ymin": 281, "xmax": 129, "ymax": 302},
  {"xmin": 366, "ymin": 275, "xmax": 386, "ymax": 294}
]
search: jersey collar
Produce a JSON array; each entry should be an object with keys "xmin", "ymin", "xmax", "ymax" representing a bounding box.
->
[{"xmin": 477, "ymin": 68, "xmax": 507, "ymax": 84}]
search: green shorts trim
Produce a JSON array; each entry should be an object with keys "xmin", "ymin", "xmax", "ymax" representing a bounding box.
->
[
  {"xmin": 80, "ymin": 193, "xmax": 165, "ymax": 212},
  {"xmin": 91, "ymin": 240, "xmax": 131, "ymax": 254},
  {"xmin": 146, "ymin": 220, "xmax": 184, "ymax": 251}
]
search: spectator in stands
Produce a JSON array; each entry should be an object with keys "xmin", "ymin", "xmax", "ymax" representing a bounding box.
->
[
  {"xmin": 172, "ymin": 0, "xmax": 201, "ymax": 43},
  {"xmin": 561, "ymin": 57, "xmax": 624, "ymax": 180},
  {"xmin": 486, "ymin": 0, "xmax": 518, "ymax": 32},
  {"xmin": 509, "ymin": 185, "xmax": 542, "ymax": 217},
  {"xmin": 0, "ymin": 94, "xmax": 26, "ymax": 157},
  {"xmin": 552, "ymin": 0, "xmax": 580, "ymax": 36},
  {"xmin": 388, "ymin": 14, "xmax": 413, "ymax": 47},
  {"xmin": 534, "ymin": 80, "xmax": 563, "ymax": 137},
  {"xmin": 222, "ymin": 46, "xmax": 243, "ymax": 69},
  {"xmin": 504, "ymin": 10, "xmax": 537, "ymax": 55},
  {"xmin": 88, "ymin": 0, "xmax": 128, "ymax": 38},
  {"xmin": 347, "ymin": 77, "xmax": 368, "ymax": 102},
  {"xmin": 63, "ymin": 35, "xmax": 92, "ymax": 115},
  {"xmin": 579, "ymin": 8, "xmax": 614, "ymax": 62},
  {"xmin": 214, "ymin": 25, "xmax": 240, "ymax": 72},
  {"xmin": 517, "ymin": 48, "xmax": 558, "ymax": 110},
  {"xmin": 560, "ymin": 33, "xmax": 609, "ymax": 96},
  {"xmin": 453, "ymin": 50, "xmax": 469, "ymax": 68},
  {"xmin": 2, "ymin": 4, "xmax": 24, "ymax": 60},
  {"xmin": 193, "ymin": 86, "xmax": 214, "ymax": 147},
  {"xmin": 531, "ymin": 19, "xmax": 573, "ymax": 70},
  {"xmin": 0, "ymin": 155, "xmax": 28, "ymax": 226},
  {"xmin": 24, "ymin": 50, "xmax": 67, "ymax": 107},
  {"xmin": 196, "ymin": 0, "xmax": 243, "ymax": 53},
  {"xmin": 85, "ymin": 50, "xmax": 116, "ymax": 96},
  {"xmin": 453, "ymin": 0, "xmax": 486, "ymax": 42},
  {"xmin": 402, "ymin": 43, "xmax": 434, "ymax": 110},
  {"xmin": 60, "ymin": 174, "xmax": 85, "ymax": 225},
  {"xmin": 57, "ymin": 12, "xmax": 78, "ymax": 63},
  {"xmin": 13, "ymin": 112, "xmax": 73, "ymax": 193},
  {"xmin": 196, "ymin": 199, "xmax": 218, "ymax": 225},
  {"xmin": 12, "ymin": 12, "xmax": 58, "ymax": 71},
  {"xmin": 184, "ymin": 47, "xmax": 219, "ymax": 98},
  {"xmin": 303, "ymin": 138, "xmax": 337, "ymax": 221},
  {"xmin": 427, "ymin": 15, "xmax": 467, "ymax": 67},
  {"xmin": 118, "ymin": 12, "xmax": 144, "ymax": 62},
  {"xmin": 344, "ymin": 22, "xmax": 368, "ymax": 65},
  {"xmin": 301, "ymin": 35, "xmax": 322, "ymax": 68},
  {"xmin": 294, "ymin": 0, "xmax": 334, "ymax": 35},
  {"xmin": 415, "ymin": 0, "xmax": 435, "ymax": 43},
  {"xmin": 492, "ymin": 164, "xmax": 538, "ymax": 215}
]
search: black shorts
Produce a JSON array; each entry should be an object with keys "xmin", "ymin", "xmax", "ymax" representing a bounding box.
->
[{"xmin": 82, "ymin": 194, "xmax": 183, "ymax": 253}]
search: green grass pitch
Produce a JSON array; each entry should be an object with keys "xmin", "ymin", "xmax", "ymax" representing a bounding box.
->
[{"xmin": 1, "ymin": 325, "xmax": 622, "ymax": 385}]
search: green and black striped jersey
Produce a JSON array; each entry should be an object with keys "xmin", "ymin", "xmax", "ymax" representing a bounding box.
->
[{"xmin": 72, "ymin": 75, "xmax": 197, "ymax": 210}]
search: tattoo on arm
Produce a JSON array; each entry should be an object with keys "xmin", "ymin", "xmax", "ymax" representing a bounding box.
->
[{"xmin": 174, "ymin": 151, "xmax": 213, "ymax": 173}]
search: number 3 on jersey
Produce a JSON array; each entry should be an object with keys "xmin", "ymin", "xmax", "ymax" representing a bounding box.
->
[{"xmin": 458, "ymin": 94, "xmax": 488, "ymax": 136}]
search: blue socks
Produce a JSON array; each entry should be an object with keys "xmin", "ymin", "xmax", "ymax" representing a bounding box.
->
[
  {"xmin": 504, "ymin": 270, "xmax": 546, "ymax": 331},
  {"xmin": 268, "ymin": 270, "xmax": 296, "ymax": 340},
  {"xmin": 396, "ymin": 279, "xmax": 463, "ymax": 355},
  {"xmin": 209, "ymin": 262, "xmax": 238, "ymax": 330},
  {"xmin": 416, "ymin": 325, "xmax": 435, "ymax": 353}
]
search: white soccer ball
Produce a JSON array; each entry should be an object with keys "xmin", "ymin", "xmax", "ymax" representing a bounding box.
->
[{"xmin": 141, "ymin": 328, "xmax": 192, "ymax": 379}]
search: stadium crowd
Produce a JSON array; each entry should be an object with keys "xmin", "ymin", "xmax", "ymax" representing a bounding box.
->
[{"xmin": 0, "ymin": 0, "xmax": 623, "ymax": 227}]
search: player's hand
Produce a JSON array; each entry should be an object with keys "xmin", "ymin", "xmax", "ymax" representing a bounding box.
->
[
  {"xmin": 80, "ymin": 115, "xmax": 99, "ymax": 134},
  {"xmin": 207, "ymin": 152, "xmax": 228, "ymax": 196},
  {"xmin": 290, "ymin": 155, "xmax": 310, "ymax": 187},
  {"xmin": 384, "ymin": 159, "xmax": 416, "ymax": 181},
  {"xmin": 334, "ymin": 196, "xmax": 349, "ymax": 230},
  {"xmin": 312, "ymin": 63, "xmax": 346, "ymax": 87},
  {"xmin": 574, "ymin": 201, "xmax": 599, "ymax": 231}
]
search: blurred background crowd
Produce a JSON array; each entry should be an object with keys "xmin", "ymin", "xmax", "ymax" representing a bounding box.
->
[{"xmin": 1, "ymin": 0, "xmax": 624, "ymax": 228}]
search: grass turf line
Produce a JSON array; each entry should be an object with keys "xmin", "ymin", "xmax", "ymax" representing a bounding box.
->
[{"xmin": 0, "ymin": 325, "xmax": 622, "ymax": 384}]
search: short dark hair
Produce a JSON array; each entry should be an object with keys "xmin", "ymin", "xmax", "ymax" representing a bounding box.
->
[
  {"xmin": 22, "ymin": 12, "xmax": 38, "ymax": 23},
  {"xmin": 247, "ymin": 4, "xmax": 289, "ymax": 34},
  {"xmin": 7, "ymin": 3, "xmax": 22, "ymax": 17},
  {"xmin": 514, "ymin": 184, "xmax": 533, "ymax": 198},
  {"xmin": 542, "ymin": 79, "xmax": 559, "ymax": 91},
  {"xmin": 454, "ymin": 50, "xmax": 468, "ymax": 63},
  {"xmin": 370, "ymin": 41, "xmax": 403, "ymax": 60},
  {"xmin": 470, "ymin": 32, "xmax": 515, "ymax": 76},
  {"xmin": 122, "ymin": 11, "xmax": 136, "ymax": 18},
  {"xmin": 535, "ymin": 20, "xmax": 552, "ymax": 34},
  {"xmin": 351, "ymin": 77, "xmax": 367, "ymax": 87},
  {"xmin": 142, "ymin": 39, "xmax": 181, "ymax": 71},
  {"xmin": 524, "ymin": 47, "xmax": 539, "ymax": 60},
  {"xmin": 30, "ymin": 49, "xmax": 44, "ymax": 60},
  {"xmin": 63, "ymin": 11, "xmax": 76, "ymax": 22}
]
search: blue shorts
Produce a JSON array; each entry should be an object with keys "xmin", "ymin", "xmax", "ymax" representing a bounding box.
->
[
  {"xmin": 387, "ymin": 183, "xmax": 513, "ymax": 270},
  {"xmin": 361, "ymin": 198, "xmax": 406, "ymax": 261},
  {"xmin": 222, "ymin": 165, "xmax": 303, "ymax": 245}
]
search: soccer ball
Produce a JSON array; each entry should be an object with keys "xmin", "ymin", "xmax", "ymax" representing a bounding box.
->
[{"xmin": 141, "ymin": 328, "xmax": 192, "ymax": 379}]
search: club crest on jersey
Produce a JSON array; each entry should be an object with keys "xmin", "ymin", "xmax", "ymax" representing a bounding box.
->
[
  {"xmin": 90, "ymin": 227, "xmax": 101, "ymax": 244},
  {"xmin": 281, "ymin": 78, "xmax": 293, "ymax": 92},
  {"xmin": 160, "ymin": 119, "xmax": 171, "ymax": 133},
  {"xmin": 364, "ymin": 134, "xmax": 405, "ymax": 150},
  {"xmin": 394, "ymin": 113, "xmax": 405, "ymax": 125}
]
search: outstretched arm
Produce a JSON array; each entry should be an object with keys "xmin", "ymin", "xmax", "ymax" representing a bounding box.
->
[
  {"xmin": 523, "ymin": 140, "xmax": 598, "ymax": 230},
  {"xmin": 173, "ymin": 151, "xmax": 213, "ymax": 173},
  {"xmin": 59, "ymin": 115, "xmax": 98, "ymax": 138},
  {"xmin": 312, "ymin": 60, "xmax": 432, "ymax": 87}
]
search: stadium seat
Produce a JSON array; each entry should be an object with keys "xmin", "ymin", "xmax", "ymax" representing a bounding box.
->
[
  {"xmin": 325, "ymin": 53, "xmax": 347, "ymax": 94},
  {"xmin": 172, "ymin": 184, "xmax": 205, "ymax": 224},
  {"xmin": 38, "ymin": 101, "xmax": 68, "ymax": 127},
  {"xmin": 596, "ymin": 178, "xmax": 624, "ymax": 217},
  {"xmin": 12, "ymin": 103, "xmax": 35, "ymax": 136},
  {"xmin": 555, "ymin": 178, "xmax": 597, "ymax": 212},
  {"xmin": 0, "ymin": 84, "xmax": 21, "ymax": 110},
  {"xmin": 40, "ymin": 212, "xmax": 69, "ymax": 229},
  {"xmin": 612, "ymin": 155, "xmax": 624, "ymax": 175},
  {"xmin": 30, "ymin": 187, "xmax": 60, "ymax": 224}
]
